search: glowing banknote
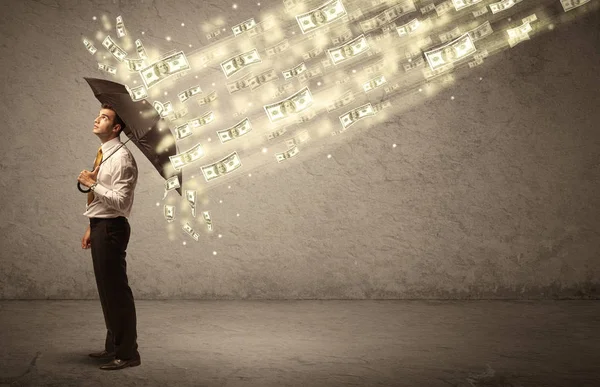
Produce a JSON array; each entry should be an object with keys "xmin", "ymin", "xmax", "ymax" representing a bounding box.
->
[
  {"xmin": 182, "ymin": 222, "xmax": 200, "ymax": 241},
  {"xmin": 185, "ymin": 190, "xmax": 197, "ymax": 217},
  {"xmin": 248, "ymin": 68, "xmax": 279, "ymax": 90},
  {"xmin": 116, "ymin": 15, "xmax": 126, "ymax": 37},
  {"xmin": 197, "ymin": 91, "xmax": 218, "ymax": 106},
  {"xmin": 296, "ymin": 0, "xmax": 347, "ymax": 34},
  {"xmin": 339, "ymin": 103, "xmax": 375, "ymax": 129},
  {"xmin": 264, "ymin": 87, "xmax": 313, "ymax": 123},
  {"xmin": 217, "ymin": 118, "xmax": 252, "ymax": 143},
  {"xmin": 267, "ymin": 127, "xmax": 287, "ymax": 140},
  {"xmin": 472, "ymin": 7, "xmax": 488, "ymax": 17},
  {"xmin": 169, "ymin": 143, "xmax": 205, "ymax": 171},
  {"xmin": 468, "ymin": 21, "xmax": 493, "ymax": 41},
  {"xmin": 102, "ymin": 36, "xmax": 127, "ymax": 62},
  {"xmin": 489, "ymin": 0, "xmax": 523, "ymax": 14},
  {"xmin": 326, "ymin": 90, "xmax": 355, "ymax": 112},
  {"xmin": 178, "ymin": 85, "xmax": 202, "ymax": 103},
  {"xmin": 302, "ymin": 47, "xmax": 323, "ymax": 60},
  {"xmin": 560, "ymin": 0, "xmax": 589, "ymax": 12},
  {"xmin": 435, "ymin": 0, "xmax": 454, "ymax": 16},
  {"xmin": 332, "ymin": 28, "xmax": 352, "ymax": 45},
  {"xmin": 189, "ymin": 111, "xmax": 215, "ymax": 128},
  {"xmin": 125, "ymin": 58, "xmax": 145, "ymax": 72},
  {"xmin": 135, "ymin": 39, "xmax": 147, "ymax": 59},
  {"xmin": 439, "ymin": 26, "xmax": 462, "ymax": 43},
  {"xmin": 153, "ymin": 100, "xmax": 173, "ymax": 117},
  {"xmin": 360, "ymin": 0, "xmax": 417, "ymax": 33},
  {"xmin": 283, "ymin": 62, "xmax": 307, "ymax": 79},
  {"xmin": 506, "ymin": 22, "xmax": 532, "ymax": 47},
  {"xmin": 162, "ymin": 176, "xmax": 180, "ymax": 199},
  {"xmin": 220, "ymin": 48, "xmax": 261, "ymax": 78},
  {"xmin": 396, "ymin": 18, "xmax": 420, "ymax": 36},
  {"xmin": 125, "ymin": 85, "xmax": 147, "ymax": 101},
  {"xmin": 227, "ymin": 72, "xmax": 254, "ymax": 94},
  {"xmin": 202, "ymin": 211, "xmax": 213, "ymax": 231},
  {"xmin": 140, "ymin": 51, "xmax": 190, "ymax": 89},
  {"xmin": 232, "ymin": 18, "xmax": 256, "ymax": 36},
  {"xmin": 363, "ymin": 75, "xmax": 387, "ymax": 92},
  {"xmin": 424, "ymin": 33, "xmax": 476, "ymax": 71},
  {"xmin": 275, "ymin": 146, "xmax": 300, "ymax": 163},
  {"xmin": 82, "ymin": 38, "xmax": 97, "ymax": 55},
  {"xmin": 98, "ymin": 63, "xmax": 116, "ymax": 75},
  {"xmin": 452, "ymin": 0, "xmax": 483, "ymax": 11},
  {"xmin": 164, "ymin": 205, "xmax": 175, "ymax": 222},
  {"xmin": 327, "ymin": 34, "xmax": 370, "ymax": 65},
  {"xmin": 285, "ymin": 129, "xmax": 311, "ymax": 148},
  {"xmin": 201, "ymin": 151, "xmax": 242, "ymax": 182},
  {"xmin": 266, "ymin": 40, "xmax": 290, "ymax": 57},
  {"xmin": 247, "ymin": 17, "xmax": 276, "ymax": 37}
]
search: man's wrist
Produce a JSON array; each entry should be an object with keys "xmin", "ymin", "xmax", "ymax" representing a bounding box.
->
[{"xmin": 89, "ymin": 181, "xmax": 98, "ymax": 191}]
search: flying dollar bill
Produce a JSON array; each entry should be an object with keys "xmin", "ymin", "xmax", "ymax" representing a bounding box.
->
[
  {"xmin": 302, "ymin": 47, "xmax": 323, "ymax": 60},
  {"xmin": 189, "ymin": 111, "xmax": 215, "ymax": 128},
  {"xmin": 522, "ymin": 14, "xmax": 538, "ymax": 24},
  {"xmin": 217, "ymin": 118, "xmax": 252, "ymax": 143},
  {"xmin": 452, "ymin": 0, "xmax": 483, "ymax": 11},
  {"xmin": 247, "ymin": 68, "xmax": 279, "ymax": 90},
  {"xmin": 397, "ymin": 18, "xmax": 420, "ymax": 36},
  {"xmin": 201, "ymin": 151, "xmax": 242, "ymax": 182},
  {"xmin": 247, "ymin": 16, "xmax": 276, "ymax": 37},
  {"xmin": 362, "ymin": 75, "xmax": 387, "ymax": 92},
  {"xmin": 439, "ymin": 26, "xmax": 462, "ymax": 43},
  {"xmin": 327, "ymin": 34, "xmax": 370, "ymax": 65},
  {"xmin": 220, "ymin": 48, "xmax": 261, "ymax": 78},
  {"xmin": 326, "ymin": 90, "xmax": 355, "ymax": 112},
  {"xmin": 403, "ymin": 56, "xmax": 425, "ymax": 72},
  {"xmin": 264, "ymin": 87, "xmax": 313, "ymax": 123},
  {"xmin": 135, "ymin": 39, "xmax": 148, "ymax": 59},
  {"xmin": 360, "ymin": 0, "xmax": 417, "ymax": 34},
  {"xmin": 296, "ymin": 0, "xmax": 347, "ymax": 34},
  {"xmin": 102, "ymin": 36, "xmax": 127, "ymax": 62},
  {"xmin": 169, "ymin": 143, "xmax": 205, "ymax": 171},
  {"xmin": 182, "ymin": 222, "xmax": 200, "ymax": 241},
  {"xmin": 197, "ymin": 91, "xmax": 218, "ymax": 106},
  {"xmin": 332, "ymin": 28, "xmax": 352, "ymax": 45},
  {"xmin": 202, "ymin": 211, "xmax": 213, "ymax": 231},
  {"xmin": 424, "ymin": 33, "xmax": 476, "ymax": 71},
  {"xmin": 226, "ymin": 72, "xmax": 253, "ymax": 94},
  {"xmin": 285, "ymin": 129, "xmax": 311, "ymax": 148},
  {"xmin": 162, "ymin": 175, "xmax": 180, "ymax": 199},
  {"xmin": 164, "ymin": 205, "xmax": 175, "ymax": 223},
  {"xmin": 283, "ymin": 62, "xmax": 307, "ymax": 79},
  {"xmin": 275, "ymin": 146, "xmax": 300, "ymax": 163},
  {"xmin": 116, "ymin": 15, "xmax": 126, "ymax": 37},
  {"xmin": 421, "ymin": 3, "xmax": 436, "ymax": 13},
  {"xmin": 206, "ymin": 29, "xmax": 221, "ymax": 40},
  {"xmin": 435, "ymin": 0, "xmax": 454, "ymax": 16},
  {"xmin": 82, "ymin": 38, "xmax": 97, "ymax": 55},
  {"xmin": 125, "ymin": 58, "xmax": 145, "ymax": 72},
  {"xmin": 339, "ymin": 103, "xmax": 375, "ymax": 129},
  {"xmin": 178, "ymin": 85, "xmax": 202, "ymax": 103},
  {"xmin": 297, "ymin": 67, "xmax": 322, "ymax": 82},
  {"xmin": 266, "ymin": 40, "xmax": 290, "ymax": 57},
  {"xmin": 125, "ymin": 85, "xmax": 147, "ymax": 101},
  {"xmin": 153, "ymin": 100, "xmax": 173, "ymax": 118},
  {"xmin": 185, "ymin": 190, "xmax": 197, "ymax": 217},
  {"xmin": 468, "ymin": 21, "xmax": 493, "ymax": 41},
  {"xmin": 472, "ymin": 7, "xmax": 488, "ymax": 17},
  {"xmin": 560, "ymin": 0, "xmax": 590, "ymax": 12},
  {"xmin": 169, "ymin": 107, "xmax": 189, "ymax": 121},
  {"xmin": 506, "ymin": 22, "xmax": 532, "ymax": 47},
  {"xmin": 98, "ymin": 63, "xmax": 117, "ymax": 75},
  {"xmin": 267, "ymin": 127, "xmax": 287, "ymax": 140},
  {"xmin": 489, "ymin": 0, "xmax": 523, "ymax": 14},
  {"xmin": 232, "ymin": 18, "xmax": 256, "ymax": 36},
  {"xmin": 139, "ymin": 51, "xmax": 190, "ymax": 89}
]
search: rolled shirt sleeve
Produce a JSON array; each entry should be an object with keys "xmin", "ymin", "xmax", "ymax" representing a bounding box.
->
[{"xmin": 93, "ymin": 153, "xmax": 137, "ymax": 213}]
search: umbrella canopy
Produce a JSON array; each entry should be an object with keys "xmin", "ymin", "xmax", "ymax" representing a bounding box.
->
[{"xmin": 84, "ymin": 77, "xmax": 182, "ymax": 196}]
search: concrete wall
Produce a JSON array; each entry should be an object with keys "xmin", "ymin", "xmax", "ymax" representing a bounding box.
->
[{"xmin": 0, "ymin": 0, "xmax": 598, "ymax": 299}]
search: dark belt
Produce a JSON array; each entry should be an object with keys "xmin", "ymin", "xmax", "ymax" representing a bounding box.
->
[{"xmin": 90, "ymin": 216, "xmax": 128, "ymax": 226}]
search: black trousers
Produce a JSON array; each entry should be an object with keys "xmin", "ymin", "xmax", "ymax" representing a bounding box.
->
[{"xmin": 90, "ymin": 216, "xmax": 138, "ymax": 360}]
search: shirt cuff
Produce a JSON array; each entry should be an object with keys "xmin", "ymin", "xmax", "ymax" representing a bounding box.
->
[{"xmin": 92, "ymin": 183, "xmax": 108, "ymax": 199}]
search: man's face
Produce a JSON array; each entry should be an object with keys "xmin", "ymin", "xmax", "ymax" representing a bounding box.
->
[{"xmin": 93, "ymin": 108, "xmax": 119, "ymax": 139}]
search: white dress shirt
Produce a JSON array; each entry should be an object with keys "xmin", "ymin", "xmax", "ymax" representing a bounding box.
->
[{"xmin": 83, "ymin": 136, "xmax": 138, "ymax": 219}]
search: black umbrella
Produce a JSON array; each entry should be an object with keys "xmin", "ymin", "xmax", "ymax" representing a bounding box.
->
[{"xmin": 77, "ymin": 77, "xmax": 182, "ymax": 196}]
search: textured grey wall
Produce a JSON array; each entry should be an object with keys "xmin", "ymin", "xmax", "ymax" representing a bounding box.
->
[{"xmin": 0, "ymin": 0, "xmax": 598, "ymax": 299}]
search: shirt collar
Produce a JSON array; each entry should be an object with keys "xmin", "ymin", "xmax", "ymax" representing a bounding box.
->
[{"xmin": 100, "ymin": 137, "xmax": 122, "ymax": 155}]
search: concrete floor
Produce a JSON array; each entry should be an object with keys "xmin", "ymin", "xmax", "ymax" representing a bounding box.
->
[{"xmin": 0, "ymin": 300, "xmax": 599, "ymax": 386}]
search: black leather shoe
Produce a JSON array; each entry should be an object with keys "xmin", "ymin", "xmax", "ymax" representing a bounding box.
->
[
  {"xmin": 99, "ymin": 356, "xmax": 141, "ymax": 370},
  {"xmin": 88, "ymin": 350, "xmax": 116, "ymax": 359}
]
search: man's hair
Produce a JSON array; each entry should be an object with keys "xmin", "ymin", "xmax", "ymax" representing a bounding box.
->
[{"xmin": 101, "ymin": 103, "xmax": 126, "ymax": 136}]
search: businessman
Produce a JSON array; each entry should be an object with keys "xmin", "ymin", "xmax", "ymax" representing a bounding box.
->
[{"xmin": 78, "ymin": 103, "xmax": 141, "ymax": 370}]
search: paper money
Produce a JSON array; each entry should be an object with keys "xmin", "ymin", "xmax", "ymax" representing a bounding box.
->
[
  {"xmin": 82, "ymin": 38, "xmax": 97, "ymax": 55},
  {"xmin": 189, "ymin": 111, "xmax": 215, "ymax": 128},
  {"xmin": 506, "ymin": 22, "xmax": 532, "ymax": 47},
  {"xmin": 275, "ymin": 146, "xmax": 300, "ymax": 163},
  {"xmin": 273, "ymin": 83, "xmax": 295, "ymax": 99},
  {"xmin": 266, "ymin": 40, "xmax": 290, "ymax": 57},
  {"xmin": 489, "ymin": 0, "xmax": 519, "ymax": 14},
  {"xmin": 360, "ymin": 1, "xmax": 417, "ymax": 34},
  {"xmin": 397, "ymin": 18, "xmax": 420, "ymax": 36},
  {"xmin": 346, "ymin": 8, "xmax": 363, "ymax": 21},
  {"xmin": 185, "ymin": 190, "xmax": 197, "ymax": 217},
  {"xmin": 403, "ymin": 56, "xmax": 425, "ymax": 72},
  {"xmin": 227, "ymin": 72, "xmax": 254, "ymax": 94},
  {"xmin": 169, "ymin": 107, "xmax": 189, "ymax": 121},
  {"xmin": 206, "ymin": 29, "xmax": 221, "ymax": 40},
  {"xmin": 102, "ymin": 36, "xmax": 127, "ymax": 62},
  {"xmin": 267, "ymin": 127, "xmax": 288, "ymax": 140},
  {"xmin": 285, "ymin": 129, "xmax": 311, "ymax": 148},
  {"xmin": 178, "ymin": 85, "xmax": 202, "ymax": 103},
  {"xmin": 116, "ymin": 15, "xmax": 126, "ymax": 38},
  {"xmin": 182, "ymin": 222, "xmax": 200, "ymax": 241},
  {"xmin": 424, "ymin": 33, "xmax": 476, "ymax": 71},
  {"xmin": 232, "ymin": 18, "xmax": 256, "ymax": 36},
  {"xmin": 522, "ymin": 14, "xmax": 538, "ymax": 24},
  {"xmin": 125, "ymin": 58, "xmax": 145, "ymax": 72},
  {"xmin": 439, "ymin": 26, "xmax": 461, "ymax": 43},
  {"xmin": 220, "ymin": 48, "xmax": 261, "ymax": 78},
  {"xmin": 435, "ymin": 0, "xmax": 454, "ymax": 16},
  {"xmin": 468, "ymin": 57, "xmax": 484, "ymax": 68},
  {"xmin": 169, "ymin": 143, "xmax": 205, "ymax": 171},
  {"xmin": 174, "ymin": 123, "xmax": 193, "ymax": 140},
  {"xmin": 202, "ymin": 211, "xmax": 213, "ymax": 231},
  {"xmin": 296, "ymin": 0, "xmax": 347, "ymax": 34},
  {"xmin": 197, "ymin": 91, "xmax": 218, "ymax": 106},
  {"xmin": 296, "ymin": 110, "xmax": 316, "ymax": 124},
  {"xmin": 162, "ymin": 175, "xmax": 180, "ymax": 199},
  {"xmin": 135, "ymin": 39, "xmax": 148, "ymax": 60},
  {"xmin": 364, "ymin": 59, "xmax": 385, "ymax": 75},
  {"xmin": 98, "ymin": 63, "xmax": 117, "ymax": 75},
  {"xmin": 326, "ymin": 90, "xmax": 355, "ymax": 112},
  {"xmin": 339, "ymin": 103, "xmax": 375, "ymax": 129},
  {"xmin": 264, "ymin": 87, "xmax": 313, "ymax": 123},
  {"xmin": 332, "ymin": 28, "xmax": 353, "ymax": 45},
  {"xmin": 421, "ymin": 3, "xmax": 436, "ymax": 13},
  {"xmin": 248, "ymin": 68, "xmax": 279, "ymax": 90},
  {"xmin": 452, "ymin": 0, "xmax": 483, "ymax": 11},
  {"xmin": 560, "ymin": 0, "xmax": 590, "ymax": 12},
  {"xmin": 126, "ymin": 85, "xmax": 147, "ymax": 101},
  {"xmin": 297, "ymin": 67, "xmax": 323, "ymax": 82},
  {"xmin": 164, "ymin": 205, "xmax": 175, "ymax": 223},
  {"xmin": 373, "ymin": 100, "xmax": 392, "ymax": 113},
  {"xmin": 153, "ymin": 100, "xmax": 173, "ymax": 118},
  {"xmin": 247, "ymin": 16, "xmax": 276, "ymax": 37},
  {"xmin": 217, "ymin": 118, "xmax": 252, "ymax": 143},
  {"xmin": 327, "ymin": 34, "xmax": 370, "ymax": 65},
  {"xmin": 472, "ymin": 7, "xmax": 488, "ymax": 17},
  {"xmin": 284, "ymin": 0, "xmax": 303, "ymax": 11},
  {"xmin": 303, "ymin": 47, "xmax": 323, "ymax": 60},
  {"xmin": 473, "ymin": 49, "xmax": 489, "ymax": 60},
  {"xmin": 363, "ymin": 75, "xmax": 387, "ymax": 92},
  {"xmin": 283, "ymin": 62, "xmax": 307, "ymax": 80},
  {"xmin": 468, "ymin": 21, "xmax": 493, "ymax": 42},
  {"xmin": 139, "ymin": 51, "xmax": 190, "ymax": 89},
  {"xmin": 201, "ymin": 151, "xmax": 242, "ymax": 182}
]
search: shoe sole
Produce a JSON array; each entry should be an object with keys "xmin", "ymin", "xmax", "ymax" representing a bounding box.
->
[{"xmin": 99, "ymin": 359, "xmax": 141, "ymax": 370}]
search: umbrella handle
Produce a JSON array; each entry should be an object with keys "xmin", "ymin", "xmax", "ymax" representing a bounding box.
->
[{"xmin": 77, "ymin": 182, "xmax": 91, "ymax": 193}]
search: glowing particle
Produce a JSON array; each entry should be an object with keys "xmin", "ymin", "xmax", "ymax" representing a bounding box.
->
[
  {"xmin": 141, "ymin": 31, "xmax": 145, "ymax": 35},
  {"xmin": 262, "ymin": 147, "xmax": 268, "ymax": 153},
  {"xmin": 317, "ymin": 81, "xmax": 322, "ymax": 86},
  {"xmin": 257, "ymin": 2, "xmax": 261, "ymax": 5},
  {"xmin": 237, "ymin": 213, "xmax": 240, "ymax": 217},
  {"xmin": 212, "ymin": 82, "xmax": 216, "ymax": 86},
  {"xmin": 195, "ymin": 75, "xmax": 198, "ymax": 79},
  {"xmin": 133, "ymin": 80, "xmax": 137, "ymax": 84},
  {"xmin": 479, "ymin": 77, "xmax": 483, "ymax": 81},
  {"xmin": 156, "ymin": 202, "xmax": 160, "ymax": 206},
  {"xmin": 208, "ymin": 138, "xmax": 212, "ymax": 142},
  {"xmin": 233, "ymin": 4, "xmax": 238, "ymax": 9},
  {"xmin": 218, "ymin": 234, "xmax": 222, "ymax": 238},
  {"xmin": 451, "ymin": 96, "xmax": 454, "ymax": 100},
  {"xmin": 228, "ymin": 185, "xmax": 231, "ymax": 189},
  {"xmin": 392, "ymin": 143, "xmax": 397, "ymax": 148},
  {"xmin": 189, "ymin": 44, "xmax": 192, "ymax": 48},
  {"xmin": 92, "ymin": 16, "xmax": 97, "ymax": 20},
  {"xmin": 166, "ymin": 36, "xmax": 171, "ymax": 41},
  {"xmin": 164, "ymin": 91, "xmax": 168, "ymax": 96},
  {"xmin": 181, "ymin": 22, "xmax": 185, "ymax": 27},
  {"xmin": 418, "ymin": 88, "xmax": 422, "ymax": 92},
  {"xmin": 248, "ymin": 173, "xmax": 252, "ymax": 177},
  {"xmin": 548, "ymin": 24, "xmax": 555, "ymax": 30},
  {"xmin": 219, "ymin": 199, "xmax": 223, "ymax": 203},
  {"xmin": 352, "ymin": 69, "xmax": 357, "ymax": 73},
  {"xmin": 213, "ymin": 251, "xmax": 217, "ymax": 255},
  {"xmin": 183, "ymin": 241, "xmax": 186, "ymax": 245},
  {"xmin": 327, "ymin": 154, "xmax": 332, "ymax": 159}
]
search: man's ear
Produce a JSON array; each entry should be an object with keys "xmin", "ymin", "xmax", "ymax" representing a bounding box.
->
[{"xmin": 113, "ymin": 123, "xmax": 121, "ymax": 133}]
